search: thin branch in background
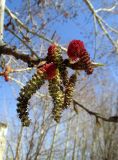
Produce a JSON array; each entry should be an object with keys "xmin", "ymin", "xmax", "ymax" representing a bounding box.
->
[
  {"xmin": 63, "ymin": 118, "xmax": 71, "ymax": 160},
  {"xmin": 47, "ymin": 124, "xmax": 58, "ymax": 160},
  {"xmin": 25, "ymin": 120, "xmax": 38, "ymax": 160},
  {"xmin": 71, "ymin": 121, "xmax": 78, "ymax": 160},
  {"xmin": 73, "ymin": 100, "xmax": 118, "ymax": 123},
  {"xmin": 6, "ymin": 27, "xmax": 39, "ymax": 58},
  {"xmin": 83, "ymin": 0, "xmax": 117, "ymax": 50},
  {"xmin": 5, "ymin": 6, "xmax": 67, "ymax": 51},
  {"xmin": 0, "ymin": 44, "xmax": 45, "ymax": 65},
  {"xmin": 5, "ymin": 141, "xmax": 15, "ymax": 160},
  {"xmin": 27, "ymin": 0, "xmax": 34, "ymax": 24},
  {"xmin": 33, "ymin": 108, "xmax": 53, "ymax": 160},
  {"xmin": 96, "ymin": 3, "xmax": 118, "ymax": 13},
  {"xmin": 93, "ymin": 15, "xmax": 97, "ymax": 60},
  {"xmin": 15, "ymin": 126, "xmax": 23, "ymax": 160},
  {"xmin": 99, "ymin": 16, "xmax": 118, "ymax": 35}
]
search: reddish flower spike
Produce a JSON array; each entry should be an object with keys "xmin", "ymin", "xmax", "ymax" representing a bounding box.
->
[
  {"xmin": 48, "ymin": 44, "xmax": 57, "ymax": 56},
  {"xmin": 67, "ymin": 40, "xmax": 85, "ymax": 61},
  {"xmin": 67, "ymin": 40, "xmax": 93, "ymax": 75},
  {"xmin": 39, "ymin": 63, "xmax": 57, "ymax": 80}
]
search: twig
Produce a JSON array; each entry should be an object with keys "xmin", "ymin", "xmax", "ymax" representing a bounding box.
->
[
  {"xmin": 83, "ymin": 0, "xmax": 117, "ymax": 49},
  {"xmin": 96, "ymin": 4, "xmax": 117, "ymax": 13},
  {"xmin": 47, "ymin": 124, "xmax": 58, "ymax": 160},
  {"xmin": 6, "ymin": 28, "xmax": 39, "ymax": 58},
  {"xmin": 93, "ymin": 15, "xmax": 97, "ymax": 60},
  {"xmin": 0, "ymin": 43, "xmax": 44, "ymax": 65},
  {"xmin": 63, "ymin": 118, "xmax": 71, "ymax": 160},
  {"xmin": 15, "ymin": 126, "xmax": 23, "ymax": 160},
  {"xmin": 0, "ymin": 43, "xmax": 104, "ymax": 69},
  {"xmin": 5, "ymin": 6, "xmax": 66, "ymax": 52},
  {"xmin": 73, "ymin": 100, "xmax": 118, "ymax": 123}
]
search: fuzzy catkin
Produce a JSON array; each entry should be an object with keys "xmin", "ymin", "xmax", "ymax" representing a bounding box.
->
[
  {"xmin": 64, "ymin": 74, "xmax": 77, "ymax": 109},
  {"xmin": 48, "ymin": 44, "xmax": 69, "ymax": 87},
  {"xmin": 79, "ymin": 51, "xmax": 93, "ymax": 75},
  {"xmin": 48, "ymin": 69, "xmax": 64, "ymax": 123},
  {"xmin": 67, "ymin": 40, "xmax": 93, "ymax": 74},
  {"xmin": 17, "ymin": 73, "xmax": 44, "ymax": 126}
]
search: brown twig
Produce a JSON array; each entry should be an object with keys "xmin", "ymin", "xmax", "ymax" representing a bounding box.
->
[
  {"xmin": 0, "ymin": 43, "xmax": 44, "ymax": 66},
  {"xmin": 73, "ymin": 100, "xmax": 118, "ymax": 123},
  {"xmin": 0, "ymin": 43, "xmax": 103, "ymax": 70}
]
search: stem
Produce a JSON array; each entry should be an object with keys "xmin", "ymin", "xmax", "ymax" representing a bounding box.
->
[{"xmin": 0, "ymin": 0, "xmax": 6, "ymax": 45}]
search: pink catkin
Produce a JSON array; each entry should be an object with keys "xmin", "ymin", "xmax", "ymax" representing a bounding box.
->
[
  {"xmin": 48, "ymin": 44, "xmax": 57, "ymax": 56},
  {"xmin": 67, "ymin": 40, "xmax": 85, "ymax": 61},
  {"xmin": 67, "ymin": 40, "xmax": 93, "ymax": 74},
  {"xmin": 39, "ymin": 63, "xmax": 57, "ymax": 80}
]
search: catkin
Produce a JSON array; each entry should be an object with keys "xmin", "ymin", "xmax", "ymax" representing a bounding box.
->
[
  {"xmin": 48, "ymin": 45, "xmax": 69, "ymax": 87},
  {"xmin": 48, "ymin": 69, "xmax": 64, "ymax": 123},
  {"xmin": 64, "ymin": 74, "xmax": 77, "ymax": 109},
  {"xmin": 17, "ymin": 73, "xmax": 44, "ymax": 126}
]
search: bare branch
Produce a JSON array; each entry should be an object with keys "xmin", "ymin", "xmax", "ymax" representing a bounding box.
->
[
  {"xmin": 73, "ymin": 100, "xmax": 118, "ymax": 123},
  {"xmin": 5, "ymin": 6, "xmax": 66, "ymax": 52},
  {"xmin": 6, "ymin": 27, "xmax": 39, "ymax": 58},
  {"xmin": 96, "ymin": 4, "xmax": 118, "ymax": 13},
  {"xmin": 0, "ymin": 43, "xmax": 104, "ymax": 70},
  {"xmin": 83, "ymin": 0, "xmax": 117, "ymax": 49},
  {"xmin": 0, "ymin": 43, "xmax": 44, "ymax": 65},
  {"xmin": 15, "ymin": 126, "xmax": 23, "ymax": 160}
]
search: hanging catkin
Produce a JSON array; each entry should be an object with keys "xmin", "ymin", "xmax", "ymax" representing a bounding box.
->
[
  {"xmin": 64, "ymin": 74, "xmax": 77, "ymax": 109},
  {"xmin": 48, "ymin": 69, "xmax": 64, "ymax": 123},
  {"xmin": 48, "ymin": 44, "xmax": 69, "ymax": 87},
  {"xmin": 17, "ymin": 73, "xmax": 45, "ymax": 126}
]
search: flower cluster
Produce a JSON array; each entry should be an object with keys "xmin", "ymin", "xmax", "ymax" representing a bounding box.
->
[
  {"xmin": 16, "ymin": 40, "xmax": 94, "ymax": 126},
  {"xmin": 67, "ymin": 40, "xmax": 93, "ymax": 74}
]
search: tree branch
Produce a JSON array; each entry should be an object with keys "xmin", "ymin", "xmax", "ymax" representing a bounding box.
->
[
  {"xmin": 83, "ymin": 0, "xmax": 117, "ymax": 49},
  {"xmin": 0, "ymin": 43, "xmax": 104, "ymax": 71},
  {"xmin": 5, "ymin": 6, "xmax": 66, "ymax": 52},
  {"xmin": 73, "ymin": 100, "xmax": 118, "ymax": 123},
  {"xmin": 0, "ymin": 43, "xmax": 44, "ymax": 65}
]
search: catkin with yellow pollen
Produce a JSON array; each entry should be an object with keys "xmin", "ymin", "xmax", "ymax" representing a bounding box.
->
[
  {"xmin": 48, "ymin": 69, "xmax": 64, "ymax": 123},
  {"xmin": 48, "ymin": 44, "xmax": 69, "ymax": 122},
  {"xmin": 64, "ymin": 74, "xmax": 77, "ymax": 109},
  {"xmin": 48, "ymin": 44, "xmax": 69, "ymax": 87},
  {"xmin": 17, "ymin": 72, "xmax": 45, "ymax": 127}
]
